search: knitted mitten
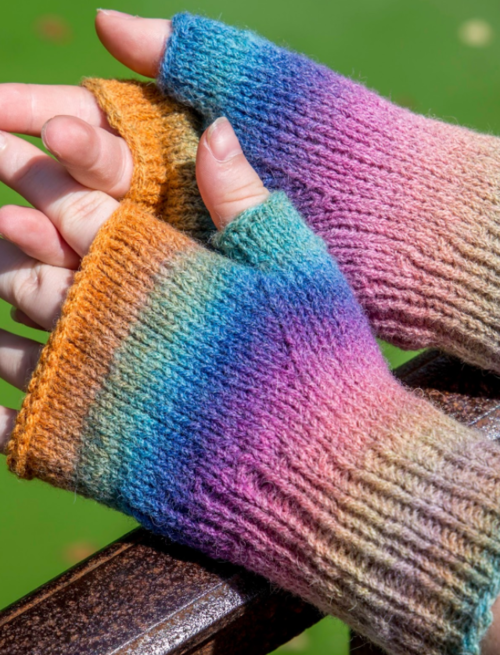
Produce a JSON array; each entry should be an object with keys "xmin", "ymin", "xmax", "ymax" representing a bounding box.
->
[
  {"xmin": 158, "ymin": 13, "xmax": 500, "ymax": 373},
  {"xmin": 81, "ymin": 77, "xmax": 212, "ymax": 239},
  {"xmin": 6, "ymin": 132, "xmax": 500, "ymax": 652}
]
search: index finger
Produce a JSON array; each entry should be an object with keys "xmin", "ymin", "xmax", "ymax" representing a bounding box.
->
[{"xmin": 0, "ymin": 84, "xmax": 112, "ymax": 137}]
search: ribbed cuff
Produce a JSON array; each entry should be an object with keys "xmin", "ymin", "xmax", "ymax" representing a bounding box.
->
[
  {"xmin": 82, "ymin": 78, "xmax": 213, "ymax": 240},
  {"xmin": 6, "ymin": 200, "xmax": 198, "ymax": 489},
  {"xmin": 204, "ymin": 382, "xmax": 500, "ymax": 655},
  {"xmin": 304, "ymin": 393, "xmax": 500, "ymax": 655}
]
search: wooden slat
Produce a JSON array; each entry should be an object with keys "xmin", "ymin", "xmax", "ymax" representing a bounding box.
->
[
  {"xmin": 1, "ymin": 350, "xmax": 500, "ymax": 654},
  {"xmin": 0, "ymin": 529, "xmax": 321, "ymax": 654}
]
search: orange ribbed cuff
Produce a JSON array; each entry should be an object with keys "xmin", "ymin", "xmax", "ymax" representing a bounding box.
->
[{"xmin": 82, "ymin": 78, "xmax": 212, "ymax": 238}]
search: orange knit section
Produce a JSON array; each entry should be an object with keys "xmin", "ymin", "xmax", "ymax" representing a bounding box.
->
[
  {"xmin": 7, "ymin": 201, "xmax": 196, "ymax": 485},
  {"xmin": 7, "ymin": 78, "xmax": 210, "ymax": 484},
  {"xmin": 82, "ymin": 78, "xmax": 212, "ymax": 238}
]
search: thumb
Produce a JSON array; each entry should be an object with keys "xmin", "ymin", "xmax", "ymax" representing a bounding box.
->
[
  {"xmin": 95, "ymin": 10, "xmax": 171, "ymax": 77},
  {"xmin": 196, "ymin": 117, "xmax": 270, "ymax": 230}
]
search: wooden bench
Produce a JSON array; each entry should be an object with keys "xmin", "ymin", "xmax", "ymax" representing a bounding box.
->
[{"xmin": 1, "ymin": 349, "xmax": 498, "ymax": 655}]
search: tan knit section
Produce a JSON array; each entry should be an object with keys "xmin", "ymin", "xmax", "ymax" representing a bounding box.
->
[
  {"xmin": 82, "ymin": 78, "xmax": 212, "ymax": 238},
  {"xmin": 7, "ymin": 201, "xmax": 195, "ymax": 485}
]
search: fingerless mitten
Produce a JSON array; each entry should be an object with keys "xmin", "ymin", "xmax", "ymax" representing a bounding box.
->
[
  {"xmin": 81, "ymin": 77, "xmax": 212, "ymax": 239},
  {"xmin": 6, "ymin": 79, "xmax": 500, "ymax": 655},
  {"xmin": 158, "ymin": 13, "xmax": 500, "ymax": 373}
]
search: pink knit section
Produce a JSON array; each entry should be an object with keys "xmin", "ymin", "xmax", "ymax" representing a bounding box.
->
[
  {"xmin": 159, "ymin": 15, "xmax": 500, "ymax": 372},
  {"xmin": 326, "ymin": 88, "xmax": 500, "ymax": 371}
]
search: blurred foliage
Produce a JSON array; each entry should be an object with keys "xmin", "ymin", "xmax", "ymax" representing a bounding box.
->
[{"xmin": 1, "ymin": 1, "xmax": 499, "ymax": 653}]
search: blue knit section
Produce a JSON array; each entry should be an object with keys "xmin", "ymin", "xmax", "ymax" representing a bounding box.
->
[
  {"xmin": 75, "ymin": 194, "xmax": 369, "ymax": 547},
  {"xmin": 159, "ymin": 13, "xmax": 344, "ymax": 190}
]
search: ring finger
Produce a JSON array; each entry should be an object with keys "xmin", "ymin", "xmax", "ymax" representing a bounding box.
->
[
  {"xmin": 0, "ymin": 204, "xmax": 79, "ymax": 269},
  {"xmin": 0, "ymin": 238, "xmax": 74, "ymax": 330},
  {"xmin": 42, "ymin": 116, "xmax": 134, "ymax": 198},
  {"xmin": 0, "ymin": 329, "xmax": 43, "ymax": 391}
]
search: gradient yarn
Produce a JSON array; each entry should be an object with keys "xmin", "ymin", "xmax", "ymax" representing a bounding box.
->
[
  {"xmin": 81, "ymin": 77, "xmax": 212, "ymax": 239},
  {"xmin": 5, "ymin": 79, "xmax": 500, "ymax": 655},
  {"xmin": 158, "ymin": 13, "xmax": 500, "ymax": 373},
  {"xmin": 8, "ymin": 189, "xmax": 500, "ymax": 655}
]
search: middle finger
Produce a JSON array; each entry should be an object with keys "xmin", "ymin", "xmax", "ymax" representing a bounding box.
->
[
  {"xmin": 0, "ymin": 329, "xmax": 43, "ymax": 391},
  {"xmin": 0, "ymin": 83, "xmax": 111, "ymax": 136}
]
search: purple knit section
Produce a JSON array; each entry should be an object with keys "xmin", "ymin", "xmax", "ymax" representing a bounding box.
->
[{"xmin": 160, "ymin": 13, "xmax": 500, "ymax": 372}]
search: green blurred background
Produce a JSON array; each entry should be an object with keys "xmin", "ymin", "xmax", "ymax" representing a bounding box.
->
[{"xmin": 0, "ymin": 0, "xmax": 499, "ymax": 652}]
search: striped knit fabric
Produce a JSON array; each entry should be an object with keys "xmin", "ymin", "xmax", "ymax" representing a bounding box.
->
[
  {"xmin": 6, "ymin": 79, "xmax": 500, "ymax": 655},
  {"xmin": 81, "ymin": 77, "xmax": 212, "ymax": 239},
  {"xmin": 158, "ymin": 13, "xmax": 500, "ymax": 373}
]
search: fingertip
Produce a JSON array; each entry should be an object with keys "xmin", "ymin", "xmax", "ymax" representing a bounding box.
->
[
  {"xmin": 42, "ymin": 115, "xmax": 94, "ymax": 163},
  {"xmin": 10, "ymin": 307, "xmax": 45, "ymax": 331},
  {"xmin": 96, "ymin": 9, "xmax": 137, "ymax": 20},
  {"xmin": 41, "ymin": 117, "xmax": 61, "ymax": 158},
  {"xmin": 0, "ymin": 406, "xmax": 16, "ymax": 456},
  {"xmin": 0, "ymin": 204, "xmax": 81, "ymax": 269},
  {"xmin": 42, "ymin": 115, "xmax": 134, "ymax": 199},
  {"xmin": 95, "ymin": 11, "xmax": 172, "ymax": 78}
]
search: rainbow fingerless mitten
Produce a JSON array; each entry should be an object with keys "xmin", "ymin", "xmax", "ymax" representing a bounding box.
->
[
  {"xmin": 158, "ymin": 13, "xmax": 500, "ymax": 373},
  {"xmin": 6, "ymin": 79, "xmax": 500, "ymax": 655}
]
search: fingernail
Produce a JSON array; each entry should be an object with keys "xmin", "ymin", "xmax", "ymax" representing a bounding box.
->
[
  {"xmin": 206, "ymin": 117, "xmax": 242, "ymax": 162},
  {"xmin": 40, "ymin": 125, "xmax": 48, "ymax": 151},
  {"xmin": 97, "ymin": 8, "xmax": 135, "ymax": 18},
  {"xmin": 0, "ymin": 132, "xmax": 7, "ymax": 152}
]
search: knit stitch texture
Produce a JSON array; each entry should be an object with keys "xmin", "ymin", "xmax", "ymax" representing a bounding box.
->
[
  {"xmin": 158, "ymin": 13, "xmax": 500, "ymax": 373},
  {"xmin": 82, "ymin": 77, "xmax": 212, "ymax": 239},
  {"xmin": 6, "ymin": 78, "xmax": 500, "ymax": 655}
]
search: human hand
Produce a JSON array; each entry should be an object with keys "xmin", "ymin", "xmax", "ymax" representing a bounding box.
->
[
  {"xmin": 0, "ymin": 10, "xmax": 171, "ymax": 220},
  {"xmin": 0, "ymin": 114, "xmax": 268, "ymax": 451},
  {"xmin": 0, "ymin": 11, "xmax": 184, "ymax": 346},
  {"xmin": 0, "ymin": 9, "xmax": 175, "ymax": 209}
]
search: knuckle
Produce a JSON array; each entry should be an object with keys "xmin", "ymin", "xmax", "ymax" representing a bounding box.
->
[
  {"xmin": 13, "ymin": 262, "xmax": 45, "ymax": 309},
  {"xmin": 58, "ymin": 189, "xmax": 108, "ymax": 227},
  {"xmin": 12, "ymin": 155, "xmax": 55, "ymax": 192},
  {"xmin": 224, "ymin": 179, "xmax": 266, "ymax": 205},
  {"xmin": 215, "ymin": 180, "xmax": 269, "ymax": 218}
]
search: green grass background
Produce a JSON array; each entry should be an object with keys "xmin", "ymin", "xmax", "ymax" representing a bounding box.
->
[{"xmin": 0, "ymin": 1, "xmax": 499, "ymax": 652}]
